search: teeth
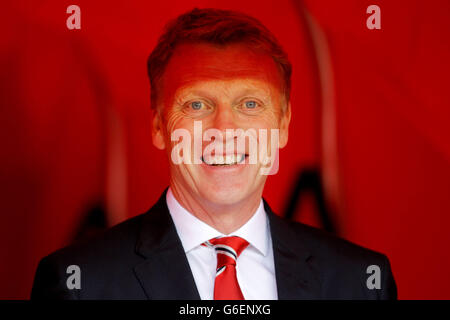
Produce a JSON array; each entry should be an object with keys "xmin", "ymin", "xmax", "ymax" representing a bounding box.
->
[{"xmin": 203, "ymin": 154, "xmax": 245, "ymax": 166}]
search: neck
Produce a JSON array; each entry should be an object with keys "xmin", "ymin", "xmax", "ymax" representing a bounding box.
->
[{"xmin": 169, "ymin": 183, "xmax": 262, "ymax": 234}]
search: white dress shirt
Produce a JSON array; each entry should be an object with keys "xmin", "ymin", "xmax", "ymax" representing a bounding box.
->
[{"xmin": 166, "ymin": 188, "xmax": 278, "ymax": 300}]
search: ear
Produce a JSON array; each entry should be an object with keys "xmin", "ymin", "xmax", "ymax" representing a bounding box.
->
[
  {"xmin": 279, "ymin": 102, "xmax": 291, "ymax": 149},
  {"xmin": 152, "ymin": 110, "xmax": 166, "ymax": 150}
]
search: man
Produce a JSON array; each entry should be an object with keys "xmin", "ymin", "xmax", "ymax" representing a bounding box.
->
[{"xmin": 31, "ymin": 8, "xmax": 397, "ymax": 300}]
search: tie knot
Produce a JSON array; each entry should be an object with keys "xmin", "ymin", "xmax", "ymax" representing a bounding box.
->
[{"xmin": 204, "ymin": 236, "xmax": 249, "ymax": 267}]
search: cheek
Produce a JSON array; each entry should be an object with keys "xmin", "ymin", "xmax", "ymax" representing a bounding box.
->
[
  {"xmin": 246, "ymin": 110, "xmax": 281, "ymax": 131},
  {"xmin": 248, "ymin": 112, "xmax": 284, "ymax": 152},
  {"xmin": 163, "ymin": 109, "xmax": 192, "ymax": 138}
]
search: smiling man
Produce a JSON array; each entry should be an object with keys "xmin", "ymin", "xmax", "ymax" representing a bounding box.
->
[
  {"xmin": 31, "ymin": 8, "xmax": 397, "ymax": 300},
  {"xmin": 153, "ymin": 41, "xmax": 289, "ymax": 236}
]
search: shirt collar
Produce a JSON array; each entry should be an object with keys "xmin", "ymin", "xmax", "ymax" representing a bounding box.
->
[{"xmin": 166, "ymin": 187, "xmax": 269, "ymax": 256}]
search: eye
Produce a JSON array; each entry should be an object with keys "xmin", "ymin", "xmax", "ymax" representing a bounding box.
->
[
  {"xmin": 191, "ymin": 101, "xmax": 203, "ymax": 110},
  {"xmin": 244, "ymin": 100, "xmax": 258, "ymax": 109}
]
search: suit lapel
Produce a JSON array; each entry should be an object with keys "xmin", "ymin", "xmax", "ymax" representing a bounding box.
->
[
  {"xmin": 133, "ymin": 190, "xmax": 200, "ymax": 300},
  {"xmin": 132, "ymin": 190, "xmax": 321, "ymax": 300},
  {"xmin": 265, "ymin": 201, "xmax": 323, "ymax": 299}
]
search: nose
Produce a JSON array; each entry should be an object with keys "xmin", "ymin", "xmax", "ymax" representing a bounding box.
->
[
  {"xmin": 205, "ymin": 103, "xmax": 241, "ymax": 153},
  {"xmin": 211, "ymin": 103, "xmax": 237, "ymax": 132}
]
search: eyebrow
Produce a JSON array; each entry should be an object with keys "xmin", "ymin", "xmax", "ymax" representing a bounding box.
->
[{"xmin": 174, "ymin": 81, "xmax": 274, "ymax": 104}]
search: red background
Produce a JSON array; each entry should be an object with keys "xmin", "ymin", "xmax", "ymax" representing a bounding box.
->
[{"xmin": 1, "ymin": 0, "xmax": 449, "ymax": 299}]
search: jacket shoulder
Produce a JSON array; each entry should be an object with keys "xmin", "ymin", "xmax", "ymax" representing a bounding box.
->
[
  {"xmin": 46, "ymin": 212, "xmax": 145, "ymax": 264},
  {"xmin": 287, "ymin": 219, "xmax": 387, "ymax": 263},
  {"xmin": 31, "ymin": 212, "xmax": 147, "ymax": 299},
  {"xmin": 272, "ymin": 216, "xmax": 397, "ymax": 299}
]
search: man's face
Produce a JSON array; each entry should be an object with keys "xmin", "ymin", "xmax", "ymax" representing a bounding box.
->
[{"xmin": 152, "ymin": 42, "xmax": 291, "ymax": 207}]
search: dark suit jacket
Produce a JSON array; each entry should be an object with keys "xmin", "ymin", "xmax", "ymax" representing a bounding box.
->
[{"xmin": 31, "ymin": 190, "xmax": 397, "ymax": 299}]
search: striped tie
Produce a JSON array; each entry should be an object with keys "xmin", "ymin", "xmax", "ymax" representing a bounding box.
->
[{"xmin": 203, "ymin": 236, "xmax": 249, "ymax": 300}]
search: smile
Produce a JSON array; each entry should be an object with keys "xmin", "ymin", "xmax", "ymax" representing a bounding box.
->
[{"xmin": 201, "ymin": 154, "xmax": 247, "ymax": 166}]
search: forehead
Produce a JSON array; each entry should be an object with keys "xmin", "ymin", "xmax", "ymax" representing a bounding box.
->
[{"xmin": 160, "ymin": 42, "xmax": 284, "ymax": 99}]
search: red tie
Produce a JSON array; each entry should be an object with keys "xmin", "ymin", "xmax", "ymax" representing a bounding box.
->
[{"xmin": 204, "ymin": 236, "xmax": 249, "ymax": 300}]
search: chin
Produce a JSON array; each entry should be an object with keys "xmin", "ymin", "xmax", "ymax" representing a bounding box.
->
[{"xmin": 199, "ymin": 180, "xmax": 252, "ymax": 206}]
